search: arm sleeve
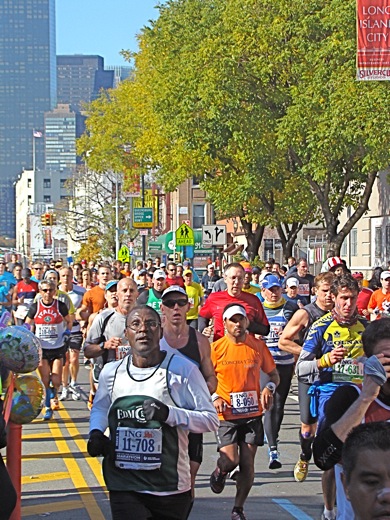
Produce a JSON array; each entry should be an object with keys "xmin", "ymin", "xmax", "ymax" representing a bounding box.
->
[
  {"xmin": 295, "ymin": 320, "xmax": 325, "ymax": 379},
  {"xmin": 313, "ymin": 386, "xmax": 359, "ymax": 470},
  {"xmin": 136, "ymin": 290, "xmax": 149, "ymax": 305},
  {"xmin": 26, "ymin": 302, "xmax": 38, "ymax": 319},
  {"xmin": 165, "ymin": 360, "xmax": 219, "ymax": 433},
  {"xmin": 58, "ymin": 301, "xmax": 69, "ymax": 317}
]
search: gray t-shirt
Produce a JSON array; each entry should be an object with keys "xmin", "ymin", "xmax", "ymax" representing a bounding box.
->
[{"xmin": 85, "ymin": 308, "xmax": 129, "ymax": 363}]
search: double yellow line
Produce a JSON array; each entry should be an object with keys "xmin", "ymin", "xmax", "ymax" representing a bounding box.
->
[{"xmin": 22, "ymin": 406, "xmax": 107, "ymax": 519}]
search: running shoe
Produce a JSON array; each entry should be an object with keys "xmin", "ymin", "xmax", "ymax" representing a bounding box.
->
[
  {"xmin": 58, "ymin": 386, "xmax": 68, "ymax": 401},
  {"xmin": 231, "ymin": 508, "xmax": 247, "ymax": 520},
  {"xmin": 43, "ymin": 408, "xmax": 53, "ymax": 420},
  {"xmin": 69, "ymin": 382, "xmax": 81, "ymax": 401},
  {"xmin": 269, "ymin": 450, "xmax": 282, "ymax": 469},
  {"xmin": 320, "ymin": 512, "xmax": 336, "ymax": 520},
  {"xmin": 229, "ymin": 466, "xmax": 240, "ymax": 481},
  {"xmin": 210, "ymin": 467, "xmax": 227, "ymax": 494},
  {"xmin": 87, "ymin": 392, "xmax": 95, "ymax": 411},
  {"xmin": 84, "ymin": 359, "xmax": 91, "ymax": 369},
  {"xmin": 294, "ymin": 458, "xmax": 309, "ymax": 482}
]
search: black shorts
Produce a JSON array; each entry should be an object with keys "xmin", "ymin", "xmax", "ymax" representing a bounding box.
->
[
  {"xmin": 188, "ymin": 432, "xmax": 203, "ymax": 464},
  {"xmin": 42, "ymin": 346, "xmax": 67, "ymax": 364},
  {"xmin": 109, "ymin": 490, "xmax": 192, "ymax": 520},
  {"xmin": 298, "ymin": 380, "xmax": 317, "ymax": 425},
  {"xmin": 68, "ymin": 331, "xmax": 83, "ymax": 351},
  {"xmin": 216, "ymin": 416, "xmax": 264, "ymax": 450}
]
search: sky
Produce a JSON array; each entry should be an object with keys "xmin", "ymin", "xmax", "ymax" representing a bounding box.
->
[{"xmin": 56, "ymin": 0, "xmax": 163, "ymax": 66}]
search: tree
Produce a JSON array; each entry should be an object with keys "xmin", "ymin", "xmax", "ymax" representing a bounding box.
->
[{"xmin": 56, "ymin": 169, "xmax": 137, "ymax": 259}]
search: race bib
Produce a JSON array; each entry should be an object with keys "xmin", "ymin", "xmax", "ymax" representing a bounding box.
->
[
  {"xmin": 188, "ymin": 297, "xmax": 195, "ymax": 308},
  {"xmin": 332, "ymin": 358, "xmax": 364, "ymax": 383},
  {"xmin": 39, "ymin": 325, "xmax": 57, "ymax": 340},
  {"xmin": 230, "ymin": 390, "xmax": 259, "ymax": 415},
  {"xmin": 115, "ymin": 346, "xmax": 131, "ymax": 360},
  {"xmin": 115, "ymin": 427, "xmax": 163, "ymax": 470},
  {"xmin": 207, "ymin": 281, "xmax": 215, "ymax": 290}
]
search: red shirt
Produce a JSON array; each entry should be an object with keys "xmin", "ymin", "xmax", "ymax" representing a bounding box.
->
[
  {"xmin": 356, "ymin": 287, "xmax": 373, "ymax": 316},
  {"xmin": 165, "ymin": 276, "xmax": 185, "ymax": 288},
  {"xmin": 199, "ymin": 290, "xmax": 269, "ymax": 341}
]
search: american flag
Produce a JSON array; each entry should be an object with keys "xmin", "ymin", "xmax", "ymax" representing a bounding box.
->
[{"xmin": 33, "ymin": 130, "xmax": 43, "ymax": 138}]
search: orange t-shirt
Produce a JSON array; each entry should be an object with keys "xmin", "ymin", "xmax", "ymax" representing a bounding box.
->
[
  {"xmin": 211, "ymin": 334, "xmax": 276, "ymax": 421},
  {"xmin": 368, "ymin": 289, "xmax": 390, "ymax": 318},
  {"xmin": 81, "ymin": 285, "xmax": 106, "ymax": 314}
]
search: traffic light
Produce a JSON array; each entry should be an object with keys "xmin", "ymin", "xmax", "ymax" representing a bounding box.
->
[
  {"xmin": 40, "ymin": 213, "xmax": 51, "ymax": 226},
  {"xmin": 51, "ymin": 213, "xmax": 56, "ymax": 225}
]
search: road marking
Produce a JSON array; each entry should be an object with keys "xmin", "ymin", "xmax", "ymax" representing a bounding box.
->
[
  {"xmin": 47, "ymin": 419, "xmax": 106, "ymax": 520},
  {"xmin": 22, "ymin": 500, "xmax": 83, "ymax": 516},
  {"xmin": 22, "ymin": 471, "xmax": 70, "ymax": 484},
  {"xmin": 57, "ymin": 406, "xmax": 106, "ymax": 488},
  {"xmin": 288, "ymin": 394, "xmax": 299, "ymax": 402},
  {"xmin": 23, "ymin": 432, "xmax": 52, "ymax": 439},
  {"xmin": 272, "ymin": 498, "xmax": 314, "ymax": 519}
]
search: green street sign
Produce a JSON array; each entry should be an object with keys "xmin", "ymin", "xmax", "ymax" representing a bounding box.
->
[
  {"xmin": 148, "ymin": 242, "xmax": 162, "ymax": 252},
  {"xmin": 133, "ymin": 207, "xmax": 153, "ymax": 228}
]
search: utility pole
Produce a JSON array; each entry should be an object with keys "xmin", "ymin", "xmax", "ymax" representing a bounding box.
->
[{"xmin": 115, "ymin": 174, "xmax": 120, "ymax": 260}]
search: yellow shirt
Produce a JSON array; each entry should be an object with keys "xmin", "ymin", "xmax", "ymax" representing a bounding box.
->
[{"xmin": 185, "ymin": 282, "xmax": 204, "ymax": 320}]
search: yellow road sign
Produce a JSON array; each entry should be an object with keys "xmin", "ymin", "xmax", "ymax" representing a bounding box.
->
[
  {"xmin": 175, "ymin": 223, "xmax": 195, "ymax": 246},
  {"xmin": 118, "ymin": 245, "xmax": 130, "ymax": 262}
]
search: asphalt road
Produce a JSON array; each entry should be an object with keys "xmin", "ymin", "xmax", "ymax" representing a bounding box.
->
[{"xmin": 6, "ymin": 361, "xmax": 325, "ymax": 520}]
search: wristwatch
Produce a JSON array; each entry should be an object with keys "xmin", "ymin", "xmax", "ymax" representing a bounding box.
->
[
  {"xmin": 99, "ymin": 341, "xmax": 105, "ymax": 350},
  {"xmin": 265, "ymin": 382, "xmax": 276, "ymax": 394}
]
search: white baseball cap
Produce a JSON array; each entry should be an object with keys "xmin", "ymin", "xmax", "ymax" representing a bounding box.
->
[
  {"xmin": 286, "ymin": 277, "xmax": 299, "ymax": 288},
  {"xmin": 381, "ymin": 270, "xmax": 390, "ymax": 280},
  {"xmin": 223, "ymin": 304, "xmax": 247, "ymax": 321},
  {"xmin": 162, "ymin": 285, "xmax": 188, "ymax": 299},
  {"xmin": 153, "ymin": 269, "xmax": 166, "ymax": 280}
]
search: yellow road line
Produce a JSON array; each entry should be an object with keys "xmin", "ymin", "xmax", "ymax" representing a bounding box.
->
[
  {"xmin": 57, "ymin": 406, "xmax": 106, "ymax": 488},
  {"xmin": 22, "ymin": 500, "xmax": 83, "ymax": 516},
  {"xmin": 47, "ymin": 420, "xmax": 106, "ymax": 520},
  {"xmin": 23, "ymin": 432, "xmax": 52, "ymax": 440},
  {"xmin": 22, "ymin": 471, "xmax": 69, "ymax": 485}
]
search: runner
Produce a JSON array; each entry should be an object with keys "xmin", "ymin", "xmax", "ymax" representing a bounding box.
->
[
  {"xmin": 160, "ymin": 285, "xmax": 217, "ymax": 506},
  {"xmin": 183, "ymin": 269, "xmax": 204, "ymax": 329},
  {"xmin": 136, "ymin": 268, "xmax": 166, "ymax": 314},
  {"xmin": 368, "ymin": 270, "xmax": 390, "ymax": 319},
  {"xmin": 199, "ymin": 262, "xmax": 269, "ymax": 341},
  {"xmin": 279, "ymin": 272, "xmax": 335, "ymax": 482},
  {"xmin": 78, "ymin": 264, "xmax": 112, "ymax": 320},
  {"xmin": 284, "ymin": 258, "xmax": 314, "ymax": 306},
  {"xmin": 25, "ymin": 280, "xmax": 73, "ymax": 420},
  {"xmin": 12, "ymin": 268, "xmax": 38, "ymax": 325},
  {"xmin": 58, "ymin": 267, "xmax": 86, "ymax": 401},
  {"xmin": 165, "ymin": 262, "xmax": 185, "ymax": 288},
  {"xmin": 87, "ymin": 305, "xmax": 218, "ymax": 520},
  {"xmin": 209, "ymin": 303, "xmax": 279, "ymax": 520},
  {"xmin": 201, "ymin": 264, "xmax": 220, "ymax": 300},
  {"xmin": 296, "ymin": 274, "xmax": 367, "ymax": 520}
]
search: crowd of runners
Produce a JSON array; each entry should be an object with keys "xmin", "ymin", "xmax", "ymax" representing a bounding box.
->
[{"xmin": 1, "ymin": 252, "xmax": 390, "ymax": 520}]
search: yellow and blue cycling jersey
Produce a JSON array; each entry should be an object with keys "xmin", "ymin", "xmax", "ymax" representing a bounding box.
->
[{"xmin": 297, "ymin": 312, "xmax": 367, "ymax": 384}]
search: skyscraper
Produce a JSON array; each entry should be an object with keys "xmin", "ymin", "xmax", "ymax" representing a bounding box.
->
[
  {"xmin": 57, "ymin": 55, "xmax": 114, "ymax": 113},
  {"xmin": 44, "ymin": 104, "xmax": 76, "ymax": 173},
  {"xmin": 0, "ymin": 0, "xmax": 56, "ymax": 237}
]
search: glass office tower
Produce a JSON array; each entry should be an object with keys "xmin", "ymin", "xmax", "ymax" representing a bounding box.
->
[{"xmin": 0, "ymin": 0, "xmax": 56, "ymax": 237}]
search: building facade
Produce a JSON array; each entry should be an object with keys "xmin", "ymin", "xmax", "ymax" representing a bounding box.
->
[
  {"xmin": 0, "ymin": 0, "xmax": 57, "ymax": 237},
  {"xmin": 44, "ymin": 104, "xmax": 76, "ymax": 173}
]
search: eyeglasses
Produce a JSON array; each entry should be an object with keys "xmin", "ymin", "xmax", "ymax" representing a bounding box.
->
[
  {"xmin": 127, "ymin": 319, "xmax": 160, "ymax": 331},
  {"xmin": 41, "ymin": 288, "xmax": 55, "ymax": 293},
  {"xmin": 162, "ymin": 299, "xmax": 188, "ymax": 308},
  {"xmin": 34, "ymin": 267, "xmax": 43, "ymax": 270},
  {"xmin": 168, "ymin": 268, "xmax": 176, "ymax": 272}
]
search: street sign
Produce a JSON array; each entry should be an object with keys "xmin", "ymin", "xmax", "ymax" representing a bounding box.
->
[
  {"xmin": 202, "ymin": 225, "xmax": 227, "ymax": 247},
  {"xmin": 175, "ymin": 223, "xmax": 195, "ymax": 246},
  {"xmin": 139, "ymin": 229, "xmax": 148, "ymax": 236},
  {"xmin": 118, "ymin": 245, "xmax": 130, "ymax": 262},
  {"xmin": 133, "ymin": 207, "xmax": 154, "ymax": 228}
]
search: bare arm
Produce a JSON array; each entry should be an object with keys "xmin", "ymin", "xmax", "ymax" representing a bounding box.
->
[
  {"xmin": 196, "ymin": 331, "xmax": 218, "ymax": 394},
  {"xmin": 261, "ymin": 367, "xmax": 280, "ymax": 411},
  {"xmin": 278, "ymin": 309, "xmax": 308, "ymax": 356},
  {"xmin": 25, "ymin": 316, "xmax": 35, "ymax": 332}
]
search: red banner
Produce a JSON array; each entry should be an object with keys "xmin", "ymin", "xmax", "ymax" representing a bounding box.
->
[{"xmin": 357, "ymin": 0, "xmax": 390, "ymax": 80}]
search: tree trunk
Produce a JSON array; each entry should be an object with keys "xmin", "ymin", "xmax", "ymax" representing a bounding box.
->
[
  {"xmin": 241, "ymin": 221, "xmax": 265, "ymax": 261},
  {"xmin": 277, "ymin": 221, "xmax": 304, "ymax": 262}
]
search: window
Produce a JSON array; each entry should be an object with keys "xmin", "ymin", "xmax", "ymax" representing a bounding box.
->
[
  {"xmin": 192, "ymin": 175, "xmax": 203, "ymax": 187},
  {"xmin": 192, "ymin": 204, "xmax": 205, "ymax": 229},
  {"xmin": 43, "ymin": 195, "xmax": 51, "ymax": 203},
  {"xmin": 351, "ymin": 228, "xmax": 357, "ymax": 257},
  {"xmin": 60, "ymin": 178, "xmax": 67, "ymax": 189},
  {"xmin": 27, "ymin": 178, "xmax": 31, "ymax": 188},
  {"xmin": 341, "ymin": 240, "xmax": 347, "ymax": 257},
  {"xmin": 375, "ymin": 226, "xmax": 382, "ymax": 258},
  {"xmin": 43, "ymin": 178, "xmax": 51, "ymax": 188},
  {"xmin": 386, "ymin": 225, "xmax": 390, "ymax": 262}
]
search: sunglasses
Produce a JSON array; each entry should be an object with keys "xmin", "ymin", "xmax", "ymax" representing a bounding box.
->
[
  {"xmin": 41, "ymin": 288, "xmax": 54, "ymax": 293},
  {"xmin": 162, "ymin": 299, "xmax": 188, "ymax": 308}
]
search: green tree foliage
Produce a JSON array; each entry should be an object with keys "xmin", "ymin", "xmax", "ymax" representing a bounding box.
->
[{"xmin": 78, "ymin": 0, "xmax": 390, "ymax": 258}]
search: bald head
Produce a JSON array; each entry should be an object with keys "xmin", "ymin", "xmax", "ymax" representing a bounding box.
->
[{"xmin": 117, "ymin": 277, "xmax": 138, "ymax": 313}]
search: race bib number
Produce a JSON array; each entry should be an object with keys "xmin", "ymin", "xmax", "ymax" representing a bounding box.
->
[
  {"xmin": 332, "ymin": 358, "xmax": 364, "ymax": 383},
  {"xmin": 115, "ymin": 427, "xmax": 163, "ymax": 470},
  {"xmin": 188, "ymin": 297, "xmax": 195, "ymax": 308},
  {"xmin": 298, "ymin": 283, "xmax": 310, "ymax": 297},
  {"xmin": 207, "ymin": 281, "xmax": 215, "ymax": 290},
  {"xmin": 115, "ymin": 346, "xmax": 131, "ymax": 360},
  {"xmin": 230, "ymin": 391, "xmax": 259, "ymax": 415},
  {"xmin": 39, "ymin": 325, "xmax": 57, "ymax": 340}
]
